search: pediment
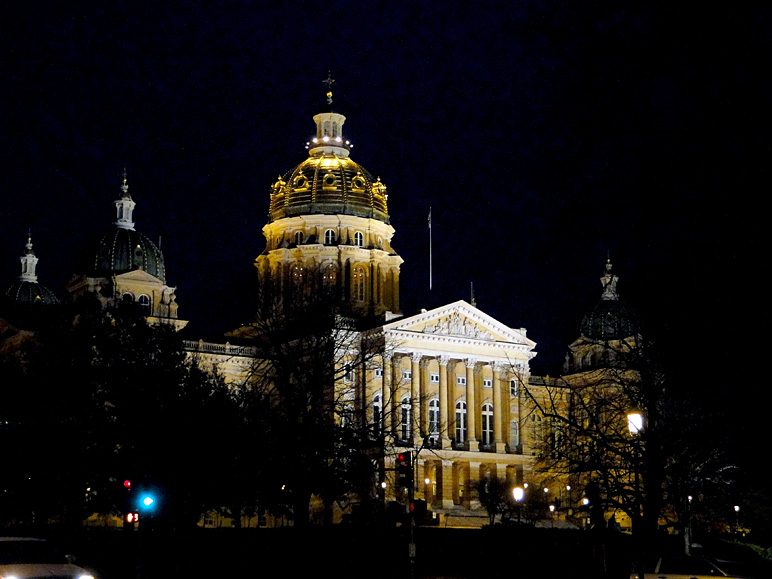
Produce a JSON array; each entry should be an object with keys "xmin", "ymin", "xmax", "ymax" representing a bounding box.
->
[
  {"xmin": 384, "ymin": 300, "xmax": 535, "ymax": 347},
  {"xmin": 114, "ymin": 269, "xmax": 166, "ymax": 285}
]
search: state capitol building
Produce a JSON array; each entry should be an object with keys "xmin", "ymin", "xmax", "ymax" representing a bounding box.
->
[{"xmin": 2, "ymin": 87, "xmax": 640, "ymax": 530}]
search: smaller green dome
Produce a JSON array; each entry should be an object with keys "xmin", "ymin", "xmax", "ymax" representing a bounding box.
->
[
  {"xmin": 92, "ymin": 228, "xmax": 166, "ymax": 282},
  {"xmin": 579, "ymin": 260, "xmax": 639, "ymax": 341},
  {"xmin": 5, "ymin": 280, "xmax": 59, "ymax": 308}
]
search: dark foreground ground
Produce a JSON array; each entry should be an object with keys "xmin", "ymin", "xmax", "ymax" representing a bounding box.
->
[{"xmin": 13, "ymin": 524, "xmax": 772, "ymax": 579}]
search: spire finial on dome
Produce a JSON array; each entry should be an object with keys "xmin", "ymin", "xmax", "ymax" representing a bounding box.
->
[
  {"xmin": 121, "ymin": 166, "xmax": 130, "ymax": 197},
  {"xmin": 600, "ymin": 256, "xmax": 619, "ymax": 301},
  {"xmin": 19, "ymin": 230, "xmax": 39, "ymax": 282},
  {"xmin": 114, "ymin": 167, "xmax": 137, "ymax": 230},
  {"xmin": 323, "ymin": 71, "xmax": 335, "ymax": 107}
]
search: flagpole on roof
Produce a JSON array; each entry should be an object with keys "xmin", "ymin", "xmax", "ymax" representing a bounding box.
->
[{"xmin": 428, "ymin": 207, "xmax": 432, "ymax": 291}]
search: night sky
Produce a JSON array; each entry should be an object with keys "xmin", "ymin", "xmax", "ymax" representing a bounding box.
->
[{"xmin": 2, "ymin": 3, "xmax": 770, "ymax": 462}]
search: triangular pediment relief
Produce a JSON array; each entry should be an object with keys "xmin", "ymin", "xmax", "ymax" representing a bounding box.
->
[
  {"xmin": 384, "ymin": 300, "xmax": 535, "ymax": 347},
  {"xmin": 114, "ymin": 269, "xmax": 166, "ymax": 285}
]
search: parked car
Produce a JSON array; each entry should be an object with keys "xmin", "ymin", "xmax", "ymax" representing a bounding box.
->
[
  {"xmin": 630, "ymin": 554, "xmax": 744, "ymax": 579},
  {"xmin": 0, "ymin": 537, "xmax": 95, "ymax": 579}
]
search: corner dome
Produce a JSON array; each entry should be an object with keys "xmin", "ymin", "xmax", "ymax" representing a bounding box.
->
[
  {"xmin": 91, "ymin": 228, "xmax": 166, "ymax": 282},
  {"xmin": 5, "ymin": 280, "xmax": 59, "ymax": 308},
  {"xmin": 579, "ymin": 260, "xmax": 639, "ymax": 341}
]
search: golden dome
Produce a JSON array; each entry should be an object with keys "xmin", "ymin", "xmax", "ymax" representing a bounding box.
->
[
  {"xmin": 269, "ymin": 154, "xmax": 389, "ymax": 223},
  {"xmin": 267, "ymin": 110, "xmax": 389, "ymax": 223}
]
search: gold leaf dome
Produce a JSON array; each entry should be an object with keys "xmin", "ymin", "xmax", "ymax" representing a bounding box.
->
[{"xmin": 267, "ymin": 110, "xmax": 389, "ymax": 223}]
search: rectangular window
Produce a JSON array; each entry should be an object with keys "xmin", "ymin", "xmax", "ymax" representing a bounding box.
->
[
  {"xmin": 343, "ymin": 364, "xmax": 353, "ymax": 383},
  {"xmin": 430, "ymin": 373, "xmax": 440, "ymax": 383},
  {"xmin": 374, "ymin": 368, "xmax": 383, "ymax": 378},
  {"xmin": 457, "ymin": 375, "xmax": 466, "ymax": 386},
  {"xmin": 403, "ymin": 370, "xmax": 412, "ymax": 381},
  {"xmin": 510, "ymin": 379, "xmax": 518, "ymax": 397},
  {"xmin": 483, "ymin": 378, "xmax": 492, "ymax": 388}
]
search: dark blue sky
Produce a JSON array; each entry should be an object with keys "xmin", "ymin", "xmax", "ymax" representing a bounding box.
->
[{"xmin": 2, "ymin": 2, "xmax": 769, "ymax": 433}]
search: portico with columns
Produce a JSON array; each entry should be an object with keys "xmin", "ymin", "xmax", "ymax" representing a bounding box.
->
[{"xmin": 363, "ymin": 300, "xmax": 543, "ymax": 521}]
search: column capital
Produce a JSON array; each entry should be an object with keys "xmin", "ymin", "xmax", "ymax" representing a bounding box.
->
[
  {"xmin": 438, "ymin": 355, "xmax": 451, "ymax": 367},
  {"xmin": 411, "ymin": 351, "xmax": 423, "ymax": 364},
  {"xmin": 464, "ymin": 357, "xmax": 478, "ymax": 368},
  {"xmin": 492, "ymin": 361, "xmax": 507, "ymax": 373}
]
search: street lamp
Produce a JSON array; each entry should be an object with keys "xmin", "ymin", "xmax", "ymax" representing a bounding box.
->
[
  {"xmin": 627, "ymin": 411, "xmax": 644, "ymax": 435},
  {"xmin": 513, "ymin": 486, "xmax": 524, "ymax": 523}
]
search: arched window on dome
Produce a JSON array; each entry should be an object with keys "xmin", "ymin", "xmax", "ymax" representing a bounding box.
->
[
  {"xmin": 322, "ymin": 263, "xmax": 338, "ymax": 290},
  {"xmin": 294, "ymin": 231, "xmax": 304, "ymax": 246},
  {"xmin": 324, "ymin": 229, "xmax": 337, "ymax": 245},
  {"xmin": 354, "ymin": 231, "xmax": 364, "ymax": 247},
  {"xmin": 352, "ymin": 266, "xmax": 366, "ymax": 302},
  {"xmin": 138, "ymin": 294, "xmax": 151, "ymax": 314}
]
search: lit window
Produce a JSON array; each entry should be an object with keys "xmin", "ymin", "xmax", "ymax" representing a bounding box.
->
[
  {"xmin": 510, "ymin": 379, "xmax": 519, "ymax": 397},
  {"xmin": 352, "ymin": 267, "xmax": 366, "ymax": 301},
  {"xmin": 428, "ymin": 398, "xmax": 440, "ymax": 447},
  {"xmin": 455, "ymin": 401, "xmax": 467, "ymax": 443},
  {"xmin": 510, "ymin": 420, "xmax": 520, "ymax": 447},
  {"xmin": 401, "ymin": 396, "xmax": 412, "ymax": 441},
  {"xmin": 481, "ymin": 404, "xmax": 493, "ymax": 446}
]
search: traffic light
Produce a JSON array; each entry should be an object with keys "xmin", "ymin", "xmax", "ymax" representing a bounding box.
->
[{"xmin": 397, "ymin": 451, "xmax": 413, "ymax": 488}]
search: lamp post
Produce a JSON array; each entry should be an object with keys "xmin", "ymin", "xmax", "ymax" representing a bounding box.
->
[
  {"xmin": 513, "ymin": 486, "xmax": 524, "ymax": 523},
  {"xmin": 627, "ymin": 410, "xmax": 644, "ymax": 534}
]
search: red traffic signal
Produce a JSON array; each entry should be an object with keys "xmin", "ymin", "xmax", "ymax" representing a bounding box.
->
[
  {"xmin": 124, "ymin": 480, "xmax": 131, "ymax": 489},
  {"xmin": 397, "ymin": 451, "xmax": 413, "ymax": 488}
]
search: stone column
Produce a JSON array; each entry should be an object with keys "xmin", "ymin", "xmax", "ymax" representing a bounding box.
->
[
  {"xmin": 410, "ymin": 352, "xmax": 422, "ymax": 442},
  {"xmin": 469, "ymin": 461, "xmax": 482, "ymax": 510},
  {"xmin": 383, "ymin": 354, "xmax": 393, "ymax": 439},
  {"xmin": 438, "ymin": 355, "xmax": 450, "ymax": 449},
  {"xmin": 419, "ymin": 357, "xmax": 430, "ymax": 441},
  {"xmin": 391, "ymin": 355, "xmax": 402, "ymax": 439},
  {"xmin": 492, "ymin": 362, "xmax": 506, "ymax": 453},
  {"xmin": 441, "ymin": 459, "xmax": 455, "ymax": 509},
  {"xmin": 465, "ymin": 358, "xmax": 477, "ymax": 450}
]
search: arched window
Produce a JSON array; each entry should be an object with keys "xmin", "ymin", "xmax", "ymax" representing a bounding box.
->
[
  {"xmin": 373, "ymin": 393, "xmax": 382, "ymax": 437},
  {"xmin": 481, "ymin": 403, "xmax": 494, "ymax": 446},
  {"xmin": 530, "ymin": 414, "xmax": 543, "ymax": 448},
  {"xmin": 322, "ymin": 263, "xmax": 337, "ymax": 287},
  {"xmin": 428, "ymin": 398, "xmax": 440, "ymax": 448},
  {"xmin": 122, "ymin": 293, "xmax": 134, "ymax": 303},
  {"xmin": 138, "ymin": 294, "xmax": 151, "ymax": 314},
  {"xmin": 400, "ymin": 396, "xmax": 412, "ymax": 441},
  {"xmin": 352, "ymin": 266, "xmax": 366, "ymax": 301},
  {"xmin": 455, "ymin": 401, "xmax": 467, "ymax": 444},
  {"xmin": 294, "ymin": 231, "xmax": 303, "ymax": 246},
  {"xmin": 354, "ymin": 231, "xmax": 364, "ymax": 247},
  {"xmin": 510, "ymin": 420, "xmax": 520, "ymax": 448},
  {"xmin": 324, "ymin": 229, "xmax": 337, "ymax": 245}
]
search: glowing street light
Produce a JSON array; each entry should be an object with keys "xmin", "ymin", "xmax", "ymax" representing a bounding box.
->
[{"xmin": 627, "ymin": 411, "xmax": 644, "ymax": 435}]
